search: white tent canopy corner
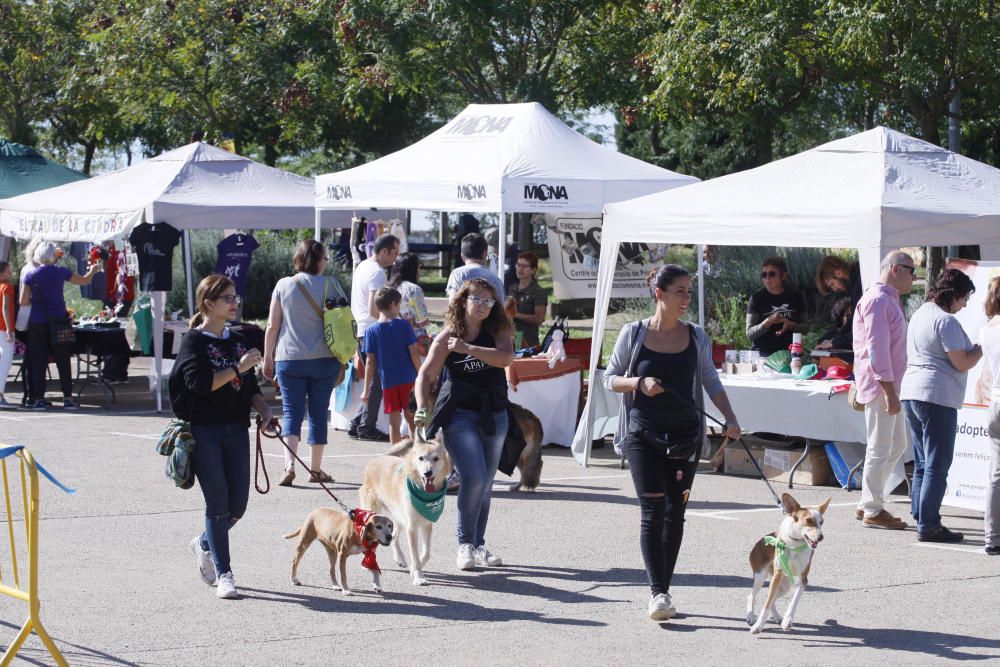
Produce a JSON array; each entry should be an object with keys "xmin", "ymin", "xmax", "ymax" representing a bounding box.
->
[{"xmin": 573, "ymin": 126, "xmax": 1000, "ymax": 465}]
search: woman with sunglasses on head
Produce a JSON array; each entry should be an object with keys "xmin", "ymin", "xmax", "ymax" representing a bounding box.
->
[
  {"xmin": 170, "ymin": 274, "xmax": 276, "ymax": 600},
  {"xmin": 606, "ymin": 264, "xmax": 741, "ymax": 622},
  {"xmin": 745, "ymin": 257, "xmax": 809, "ymax": 357},
  {"xmin": 414, "ymin": 278, "xmax": 514, "ymax": 572},
  {"xmin": 262, "ymin": 240, "xmax": 344, "ymax": 486}
]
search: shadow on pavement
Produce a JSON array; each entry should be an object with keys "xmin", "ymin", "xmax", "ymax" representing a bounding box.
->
[
  {"xmin": 0, "ymin": 620, "xmax": 140, "ymax": 667},
  {"xmin": 672, "ymin": 572, "xmax": 840, "ymax": 592}
]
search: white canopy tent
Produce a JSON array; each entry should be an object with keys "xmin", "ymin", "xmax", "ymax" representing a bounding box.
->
[
  {"xmin": 573, "ymin": 126, "xmax": 1000, "ymax": 465},
  {"xmin": 0, "ymin": 142, "xmax": 353, "ymax": 411},
  {"xmin": 315, "ymin": 102, "xmax": 699, "ymax": 271}
]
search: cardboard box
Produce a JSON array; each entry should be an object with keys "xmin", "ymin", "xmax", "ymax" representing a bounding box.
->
[
  {"xmin": 763, "ymin": 447, "xmax": 834, "ymax": 487},
  {"xmin": 722, "ymin": 443, "xmax": 768, "ymax": 477}
]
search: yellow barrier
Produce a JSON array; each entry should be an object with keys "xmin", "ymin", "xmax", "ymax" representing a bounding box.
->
[{"xmin": 0, "ymin": 448, "xmax": 67, "ymax": 666}]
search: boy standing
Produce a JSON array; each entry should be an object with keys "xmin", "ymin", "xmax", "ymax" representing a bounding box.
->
[{"xmin": 361, "ymin": 287, "xmax": 421, "ymax": 444}]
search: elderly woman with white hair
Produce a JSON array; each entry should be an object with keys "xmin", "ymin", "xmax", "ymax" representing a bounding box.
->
[{"xmin": 19, "ymin": 241, "xmax": 98, "ymax": 410}]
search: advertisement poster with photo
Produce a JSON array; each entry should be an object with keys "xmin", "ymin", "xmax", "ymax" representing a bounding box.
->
[
  {"xmin": 944, "ymin": 258, "xmax": 996, "ymax": 512},
  {"xmin": 544, "ymin": 213, "xmax": 669, "ymax": 300}
]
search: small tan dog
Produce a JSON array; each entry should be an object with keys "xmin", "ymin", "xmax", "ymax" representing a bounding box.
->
[
  {"xmin": 361, "ymin": 431, "xmax": 451, "ymax": 586},
  {"xmin": 747, "ymin": 493, "xmax": 831, "ymax": 634},
  {"xmin": 283, "ymin": 508, "xmax": 394, "ymax": 595}
]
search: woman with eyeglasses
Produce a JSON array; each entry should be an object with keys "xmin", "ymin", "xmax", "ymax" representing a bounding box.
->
[
  {"xmin": 414, "ymin": 278, "xmax": 514, "ymax": 572},
  {"xmin": 745, "ymin": 257, "xmax": 809, "ymax": 357},
  {"xmin": 169, "ymin": 274, "xmax": 276, "ymax": 599},
  {"xmin": 506, "ymin": 251, "xmax": 548, "ymax": 349},
  {"xmin": 262, "ymin": 240, "xmax": 343, "ymax": 486}
]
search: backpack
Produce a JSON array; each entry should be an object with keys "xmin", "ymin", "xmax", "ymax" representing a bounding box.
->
[
  {"xmin": 155, "ymin": 419, "xmax": 196, "ymax": 489},
  {"xmin": 296, "ymin": 275, "xmax": 357, "ymax": 365}
]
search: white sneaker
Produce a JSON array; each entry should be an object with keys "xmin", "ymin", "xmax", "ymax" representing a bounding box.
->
[
  {"xmin": 474, "ymin": 545, "xmax": 502, "ymax": 567},
  {"xmin": 648, "ymin": 592, "xmax": 676, "ymax": 621},
  {"xmin": 216, "ymin": 572, "xmax": 238, "ymax": 599},
  {"xmin": 189, "ymin": 536, "xmax": 216, "ymax": 586},
  {"xmin": 456, "ymin": 543, "xmax": 475, "ymax": 570}
]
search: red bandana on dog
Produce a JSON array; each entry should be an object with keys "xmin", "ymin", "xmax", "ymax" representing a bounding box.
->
[{"xmin": 352, "ymin": 509, "xmax": 381, "ymax": 574}]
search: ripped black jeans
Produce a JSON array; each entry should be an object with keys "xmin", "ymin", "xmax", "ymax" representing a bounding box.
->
[{"xmin": 623, "ymin": 431, "xmax": 698, "ymax": 597}]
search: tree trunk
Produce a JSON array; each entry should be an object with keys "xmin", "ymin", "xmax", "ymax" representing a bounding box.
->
[
  {"xmin": 926, "ymin": 246, "xmax": 945, "ymax": 283},
  {"xmin": 82, "ymin": 140, "xmax": 97, "ymax": 176},
  {"xmin": 753, "ymin": 123, "xmax": 774, "ymax": 167},
  {"xmin": 264, "ymin": 140, "xmax": 278, "ymax": 167}
]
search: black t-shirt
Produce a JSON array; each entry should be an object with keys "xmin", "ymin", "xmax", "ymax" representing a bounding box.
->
[
  {"xmin": 746, "ymin": 287, "xmax": 807, "ymax": 356},
  {"xmin": 629, "ymin": 326, "xmax": 700, "ymax": 435},
  {"xmin": 444, "ymin": 330, "xmax": 507, "ymax": 411},
  {"xmin": 169, "ymin": 329, "xmax": 261, "ymax": 425},
  {"xmin": 128, "ymin": 222, "xmax": 181, "ymax": 291}
]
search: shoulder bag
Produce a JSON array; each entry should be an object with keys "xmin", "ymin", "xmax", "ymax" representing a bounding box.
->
[{"xmin": 296, "ymin": 276, "xmax": 355, "ymax": 380}]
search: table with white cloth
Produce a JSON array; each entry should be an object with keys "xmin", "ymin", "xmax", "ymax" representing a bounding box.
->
[{"xmin": 506, "ymin": 357, "xmax": 583, "ymax": 447}]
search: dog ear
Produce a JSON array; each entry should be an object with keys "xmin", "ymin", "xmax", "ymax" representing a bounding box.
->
[
  {"xmin": 817, "ymin": 497, "xmax": 831, "ymax": 515},
  {"xmin": 781, "ymin": 493, "xmax": 800, "ymax": 514}
]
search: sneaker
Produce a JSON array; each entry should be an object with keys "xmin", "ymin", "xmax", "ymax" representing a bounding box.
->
[
  {"xmin": 648, "ymin": 592, "xmax": 676, "ymax": 621},
  {"xmin": 29, "ymin": 400, "xmax": 47, "ymax": 412},
  {"xmin": 456, "ymin": 543, "xmax": 475, "ymax": 570},
  {"xmin": 446, "ymin": 469, "xmax": 461, "ymax": 494},
  {"xmin": 347, "ymin": 424, "xmax": 359, "ymax": 438},
  {"xmin": 474, "ymin": 545, "xmax": 502, "ymax": 567},
  {"xmin": 63, "ymin": 398, "xmax": 80, "ymax": 410},
  {"xmin": 985, "ymin": 544, "xmax": 1000, "ymax": 555},
  {"xmin": 216, "ymin": 572, "xmax": 238, "ymax": 599},
  {"xmin": 357, "ymin": 429, "xmax": 390, "ymax": 442},
  {"xmin": 189, "ymin": 536, "xmax": 217, "ymax": 585},
  {"xmin": 862, "ymin": 510, "xmax": 907, "ymax": 530},
  {"xmin": 917, "ymin": 525, "xmax": 964, "ymax": 543}
]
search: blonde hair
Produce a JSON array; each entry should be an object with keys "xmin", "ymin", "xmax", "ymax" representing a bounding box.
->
[
  {"xmin": 985, "ymin": 276, "xmax": 1000, "ymax": 319},
  {"xmin": 190, "ymin": 274, "xmax": 236, "ymax": 328},
  {"xmin": 33, "ymin": 241, "xmax": 59, "ymax": 266}
]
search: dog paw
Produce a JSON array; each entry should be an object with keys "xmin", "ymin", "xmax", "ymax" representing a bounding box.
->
[
  {"xmin": 291, "ymin": 577, "xmax": 302, "ymax": 586},
  {"xmin": 331, "ymin": 584, "xmax": 342, "ymax": 591},
  {"xmin": 373, "ymin": 584, "xmax": 383, "ymax": 594},
  {"xmin": 745, "ymin": 612, "xmax": 757, "ymax": 626},
  {"xmin": 780, "ymin": 618, "xmax": 793, "ymax": 631},
  {"xmin": 412, "ymin": 575, "xmax": 428, "ymax": 586},
  {"xmin": 342, "ymin": 589, "xmax": 353, "ymax": 597},
  {"xmin": 749, "ymin": 623, "xmax": 765, "ymax": 635}
]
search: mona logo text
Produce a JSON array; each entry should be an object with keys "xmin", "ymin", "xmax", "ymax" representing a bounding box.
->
[
  {"xmin": 523, "ymin": 184, "xmax": 568, "ymax": 202},
  {"xmin": 446, "ymin": 115, "xmax": 514, "ymax": 135},
  {"xmin": 326, "ymin": 185, "xmax": 352, "ymax": 200},
  {"xmin": 457, "ymin": 184, "xmax": 487, "ymax": 200}
]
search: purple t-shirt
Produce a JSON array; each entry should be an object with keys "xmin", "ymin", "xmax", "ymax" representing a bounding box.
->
[
  {"xmin": 25, "ymin": 265, "xmax": 72, "ymax": 322},
  {"xmin": 362, "ymin": 318, "xmax": 417, "ymax": 389}
]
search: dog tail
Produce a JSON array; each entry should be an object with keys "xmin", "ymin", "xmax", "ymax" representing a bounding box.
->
[{"xmin": 282, "ymin": 528, "xmax": 301, "ymax": 539}]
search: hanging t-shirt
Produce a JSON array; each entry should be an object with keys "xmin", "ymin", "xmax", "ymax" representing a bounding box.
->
[
  {"xmin": 104, "ymin": 249, "xmax": 135, "ymax": 303},
  {"xmin": 128, "ymin": 222, "xmax": 181, "ymax": 291},
  {"xmin": 70, "ymin": 242, "xmax": 104, "ymax": 301},
  {"xmin": 214, "ymin": 233, "xmax": 259, "ymax": 296}
]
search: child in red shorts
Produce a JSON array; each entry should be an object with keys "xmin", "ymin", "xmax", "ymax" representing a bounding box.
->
[{"xmin": 361, "ymin": 286, "xmax": 422, "ymax": 444}]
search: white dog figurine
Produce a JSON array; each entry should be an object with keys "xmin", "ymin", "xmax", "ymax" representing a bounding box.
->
[{"xmin": 546, "ymin": 330, "xmax": 567, "ymax": 369}]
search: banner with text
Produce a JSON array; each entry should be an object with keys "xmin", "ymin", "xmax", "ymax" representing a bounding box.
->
[{"xmin": 544, "ymin": 214, "xmax": 669, "ymax": 300}]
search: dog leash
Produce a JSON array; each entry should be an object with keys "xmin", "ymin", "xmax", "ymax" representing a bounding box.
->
[
  {"xmin": 254, "ymin": 415, "xmax": 353, "ymax": 515},
  {"xmin": 646, "ymin": 379, "xmax": 785, "ymax": 512}
]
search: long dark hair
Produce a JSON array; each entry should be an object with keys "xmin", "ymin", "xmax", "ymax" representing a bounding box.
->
[
  {"xmin": 389, "ymin": 252, "xmax": 420, "ymax": 288},
  {"xmin": 646, "ymin": 264, "xmax": 690, "ymax": 295},
  {"xmin": 190, "ymin": 274, "xmax": 236, "ymax": 328},
  {"xmin": 926, "ymin": 268, "xmax": 975, "ymax": 310},
  {"xmin": 293, "ymin": 239, "xmax": 325, "ymax": 275},
  {"xmin": 445, "ymin": 278, "xmax": 510, "ymax": 339}
]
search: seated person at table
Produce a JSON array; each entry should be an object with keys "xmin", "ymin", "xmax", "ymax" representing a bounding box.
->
[
  {"xmin": 815, "ymin": 296, "xmax": 854, "ymax": 363},
  {"xmin": 745, "ymin": 257, "xmax": 808, "ymax": 357},
  {"xmin": 815, "ymin": 254, "xmax": 863, "ymax": 355},
  {"xmin": 506, "ymin": 252, "xmax": 548, "ymax": 349}
]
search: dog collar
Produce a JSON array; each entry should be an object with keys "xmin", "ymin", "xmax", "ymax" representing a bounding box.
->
[
  {"xmin": 352, "ymin": 508, "xmax": 381, "ymax": 574},
  {"xmin": 405, "ymin": 477, "xmax": 447, "ymax": 523},
  {"xmin": 764, "ymin": 535, "xmax": 809, "ymax": 579}
]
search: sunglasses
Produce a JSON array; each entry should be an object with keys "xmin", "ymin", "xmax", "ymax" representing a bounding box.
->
[
  {"xmin": 467, "ymin": 295, "xmax": 496, "ymax": 308},
  {"xmin": 760, "ymin": 271, "xmax": 779, "ymax": 279},
  {"xmin": 215, "ymin": 294, "xmax": 242, "ymax": 305},
  {"xmin": 894, "ymin": 264, "xmax": 916, "ymax": 276}
]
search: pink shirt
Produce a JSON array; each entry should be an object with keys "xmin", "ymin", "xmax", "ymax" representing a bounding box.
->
[{"xmin": 853, "ymin": 283, "xmax": 908, "ymax": 404}]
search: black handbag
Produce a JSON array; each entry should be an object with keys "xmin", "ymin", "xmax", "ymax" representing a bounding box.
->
[
  {"xmin": 48, "ymin": 317, "xmax": 76, "ymax": 347},
  {"xmin": 640, "ymin": 426, "xmax": 702, "ymax": 460}
]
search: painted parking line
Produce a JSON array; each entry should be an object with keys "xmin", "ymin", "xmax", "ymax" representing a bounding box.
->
[
  {"xmin": 686, "ymin": 501, "xmax": 859, "ymax": 521},
  {"xmin": 260, "ymin": 452, "xmax": 379, "ymax": 460},
  {"xmin": 109, "ymin": 432, "xmax": 162, "ymax": 440},
  {"xmin": 0, "ymin": 414, "xmax": 26, "ymax": 421},
  {"xmin": 914, "ymin": 543, "xmax": 990, "ymax": 555}
]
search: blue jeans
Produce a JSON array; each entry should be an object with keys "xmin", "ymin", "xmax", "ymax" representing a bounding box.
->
[
  {"xmin": 902, "ymin": 399, "xmax": 958, "ymax": 534},
  {"xmin": 276, "ymin": 357, "xmax": 340, "ymax": 444},
  {"xmin": 192, "ymin": 423, "xmax": 250, "ymax": 575},
  {"xmin": 443, "ymin": 409, "xmax": 508, "ymax": 547}
]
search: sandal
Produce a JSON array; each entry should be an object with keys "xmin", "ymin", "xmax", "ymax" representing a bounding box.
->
[
  {"xmin": 278, "ymin": 469, "xmax": 295, "ymax": 487},
  {"xmin": 309, "ymin": 470, "xmax": 333, "ymax": 484}
]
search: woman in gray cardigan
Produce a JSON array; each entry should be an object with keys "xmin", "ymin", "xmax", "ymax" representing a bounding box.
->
[{"xmin": 604, "ymin": 264, "xmax": 740, "ymax": 622}]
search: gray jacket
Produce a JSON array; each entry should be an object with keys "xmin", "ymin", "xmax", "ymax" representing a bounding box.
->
[{"xmin": 603, "ymin": 319, "xmax": 725, "ymax": 458}]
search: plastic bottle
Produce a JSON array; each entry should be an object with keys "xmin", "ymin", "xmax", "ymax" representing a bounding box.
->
[{"xmin": 789, "ymin": 332, "xmax": 804, "ymax": 375}]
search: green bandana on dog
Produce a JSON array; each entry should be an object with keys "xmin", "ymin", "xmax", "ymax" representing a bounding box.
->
[
  {"xmin": 405, "ymin": 477, "xmax": 447, "ymax": 522},
  {"xmin": 764, "ymin": 535, "xmax": 809, "ymax": 579}
]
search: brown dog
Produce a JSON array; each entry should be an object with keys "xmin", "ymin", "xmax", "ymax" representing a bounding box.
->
[{"xmin": 283, "ymin": 508, "xmax": 394, "ymax": 595}]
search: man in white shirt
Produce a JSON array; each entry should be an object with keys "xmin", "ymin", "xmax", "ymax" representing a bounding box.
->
[
  {"xmin": 349, "ymin": 234, "xmax": 400, "ymax": 441},
  {"xmin": 446, "ymin": 233, "xmax": 505, "ymax": 302}
]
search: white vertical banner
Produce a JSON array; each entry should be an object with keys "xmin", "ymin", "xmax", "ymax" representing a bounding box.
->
[{"xmin": 944, "ymin": 258, "xmax": 996, "ymax": 511}]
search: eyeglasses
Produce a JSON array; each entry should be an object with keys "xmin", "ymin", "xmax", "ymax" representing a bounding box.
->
[
  {"xmin": 894, "ymin": 264, "xmax": 916, "ymax": 276},
  {"xmin": 216, "ymin": 294, "xmax": 242, "ymax": 305},
  {"xmin": 515, "ymin": 263, "xmax": 533, "ymax": 269},
  {"xmin": 467, "ymin": 295, "xmax": 496, "ymax": 308},
  {"xmin": 760, "ymin": 271, "xmax": 779, "ymax": 279}
]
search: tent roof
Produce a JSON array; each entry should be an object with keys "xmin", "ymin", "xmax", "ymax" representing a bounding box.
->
[
  {"xmin": 316, "ymin": 102, "xmax": 698, "ymax": 212},
  {"xmin": 0, "ymin": 142, "xmax": 347, "ymax": 242},
  {"xmin": 0, "ymin": 138, "xmax": 86, "ymax": 199},
  {"xmin": 602, "ymin": 126, "xmax": 1000, "ymax": 249}
]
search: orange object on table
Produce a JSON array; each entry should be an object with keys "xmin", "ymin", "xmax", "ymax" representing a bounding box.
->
[{"xmin": 506, "ymin": 356, "xmax": 582, "ymax": 390}]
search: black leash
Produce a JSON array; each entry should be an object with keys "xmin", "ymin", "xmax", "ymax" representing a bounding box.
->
[
  {"xmin": 644, "ymin": 378, "xmax": 785, "ymax": 511},
  {"xmin": 254, "ymin": 415, "xmax": 353, "ymax": 515}
]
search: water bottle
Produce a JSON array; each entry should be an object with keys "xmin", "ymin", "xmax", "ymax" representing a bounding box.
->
[{"xmin": 789, "ymin": 333, "xmax": 804, "ymax": 375}]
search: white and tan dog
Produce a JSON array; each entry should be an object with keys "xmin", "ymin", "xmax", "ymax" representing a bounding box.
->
[
  {"xmin": 747, "ymin": 493, "xmax": 830, "ymax": 634},
  {"xmin": 360, "ymin": 431, "xmax": 452, "ymax": 586},
  {"xmin": 283, "ymin": 508, "xmax": 394, "ymax": 595}
]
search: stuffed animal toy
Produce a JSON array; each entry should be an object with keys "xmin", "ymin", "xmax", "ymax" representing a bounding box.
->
[{"xmin": 546, "ymin": 329, "xmax": 567, "ymax": 369}]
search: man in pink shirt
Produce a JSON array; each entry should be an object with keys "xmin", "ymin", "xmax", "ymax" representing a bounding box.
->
[{"xmin": 853, "ymin": 250, "xmax": 916, "ymax": 529}]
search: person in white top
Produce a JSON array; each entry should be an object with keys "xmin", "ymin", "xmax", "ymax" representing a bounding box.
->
[
  {"xmin": 978, "ymin": 276, "xmax": 1000, "ymax": 556},
  {"xmin": 349, "ymin": 234, "xmax": 399, "ymax": 441}
]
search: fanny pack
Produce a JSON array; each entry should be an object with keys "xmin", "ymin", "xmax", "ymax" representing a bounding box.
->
[{"xmin": 638, "ymin": 425, "xmax": 701, "ymax": 460}]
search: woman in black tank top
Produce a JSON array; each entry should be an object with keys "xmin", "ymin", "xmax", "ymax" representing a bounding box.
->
[{"xmin": 415, "ymin": 278, "xmax": 514, "ymax": 571}]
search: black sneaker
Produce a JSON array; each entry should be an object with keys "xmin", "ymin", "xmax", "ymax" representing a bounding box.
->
[
  {"xmin": 917, "ymin": 526, "xmax": 964, "ymax": 543},
  {"xmin": 63, "ymin": 398, "xmax": 80, "ymax": 410},
  {"xmin": 29, "ymin": 400, "xmax": 47, "ymax": 412},
  {"xmin": 986, "ymin": 544, "xmax": 1000, "ymax": 555},
  {"xmin": 356, "ymin": 429, "xmax": 390, "ymax": 442},
  {"xmin": 347, "ymin": 424, "xmax": 359, "ymax": 439}
]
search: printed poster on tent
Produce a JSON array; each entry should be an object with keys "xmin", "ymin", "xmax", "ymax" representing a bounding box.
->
[
  {"xmin": 544, "ymin": 214, "xmax": 669, "ymax": 300},
  {"xmin": 944, "ymin": 258, "xmax": 995, "ymax": 512}
]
